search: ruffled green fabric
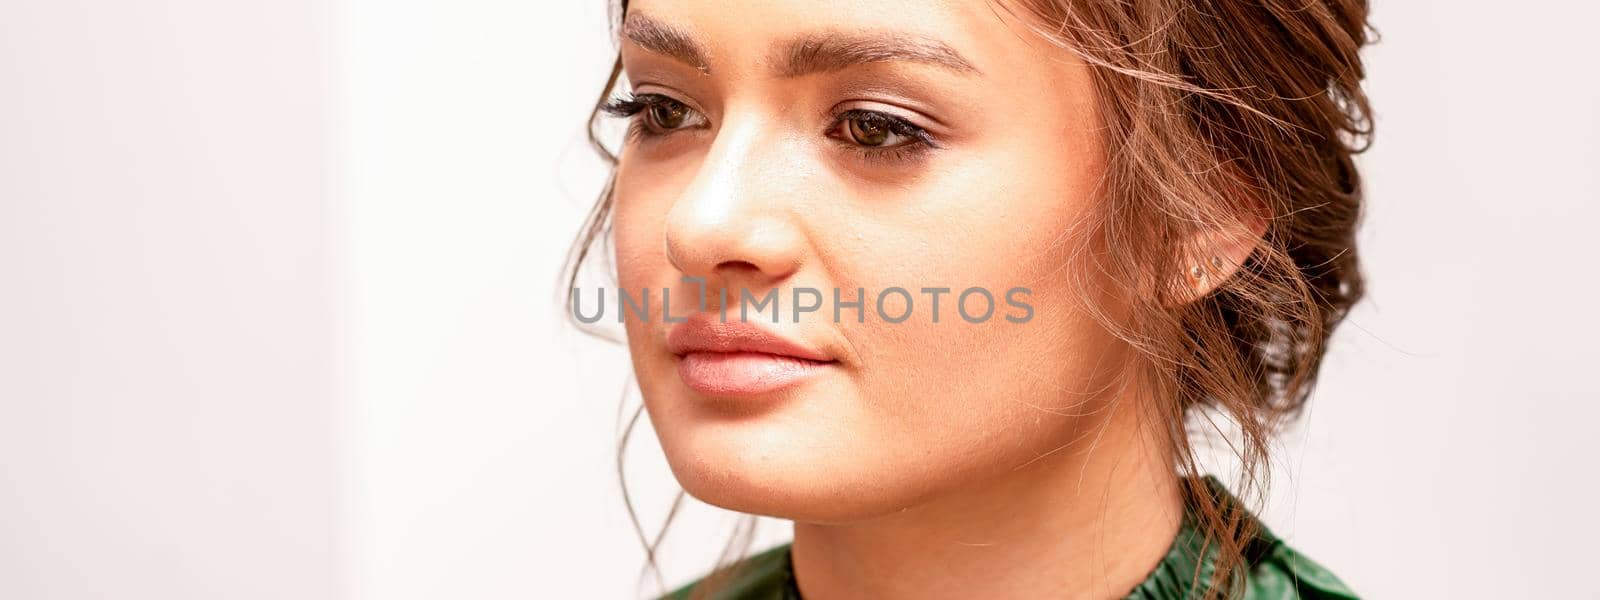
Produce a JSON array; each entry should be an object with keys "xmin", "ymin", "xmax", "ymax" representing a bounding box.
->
[
  {"xmin": 1124, "ymin": 477, "xmax": 1357, "ymax": 600},
  {"xmin": 663, "ymin": 476, "xmax": 1357, "ymax": 599}
]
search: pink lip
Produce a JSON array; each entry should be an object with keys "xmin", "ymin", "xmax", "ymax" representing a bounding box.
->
[{"xmin": 666, "ymin": 313, "xmax": 836, "ymax": 397}]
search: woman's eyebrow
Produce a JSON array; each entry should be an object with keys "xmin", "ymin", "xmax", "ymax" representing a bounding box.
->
[
  {"xmin": 621, "ymin": 13, "xmax": 711, "ymax": 74},
  {"xmin": 620, "ymin": 13, "xmax": 979, "ymax": 78},
  {"xmin": 774, "ymin": 32, "xmax": 980, "ymax": 78}
]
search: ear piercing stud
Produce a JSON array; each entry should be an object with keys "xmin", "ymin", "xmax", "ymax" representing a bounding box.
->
[{"xmin": 1191, "ymin": 256, "xmax": 1224, "ymax": 283}]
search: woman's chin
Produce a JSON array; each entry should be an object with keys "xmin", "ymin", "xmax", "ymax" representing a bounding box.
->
[{"xmin": 658, "ymin": 427, "xmax": 933, "ymax": 524}]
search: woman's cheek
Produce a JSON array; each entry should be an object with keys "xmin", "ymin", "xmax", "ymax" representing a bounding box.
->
[{"xmin": 837, "ymin": 168, "xmax": 1107, "ymax": 457}]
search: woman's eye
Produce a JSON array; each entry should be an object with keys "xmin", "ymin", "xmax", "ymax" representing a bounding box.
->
[
  {"xmin": 646, "ymin": 99, "xmax": 694, "ymax": 131},
  {"xmin": 602, "ymin": 93, "xmax": 707, "ymax": 138},
  {"xmin": 848, "ymin": 117, "xmax": 891, "ymax": 146},
  {"xmin": 638, "ymin": 96, "xmax": 708, "ymax": 135},
  {"xmin": 834, "ymin": 111, "xmax": 924, "ymax": 149}
]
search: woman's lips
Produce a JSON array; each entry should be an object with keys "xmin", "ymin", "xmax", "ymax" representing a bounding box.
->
[
  {"xmin": 666, "ymin": 313, "xmax": 837, "ymax": 397},
  {"xmin": 676, "ymin": 351, "xmax": 833, "ymax": 396}
]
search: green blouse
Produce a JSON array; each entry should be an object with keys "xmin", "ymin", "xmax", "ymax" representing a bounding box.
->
[{"xmin": 663, "ymin": 477, "xmax": 1357, "ymax": 599}]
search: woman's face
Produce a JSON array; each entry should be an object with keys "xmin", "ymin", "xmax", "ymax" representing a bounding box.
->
[{"xmin": 611, "ymin": 0, "xmax": 1129, "ymax": 521}]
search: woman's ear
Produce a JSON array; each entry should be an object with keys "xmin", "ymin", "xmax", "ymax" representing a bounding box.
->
[{"xmin": 1170, "ymin": 166, "xmax": 1271, "ymax": 306}]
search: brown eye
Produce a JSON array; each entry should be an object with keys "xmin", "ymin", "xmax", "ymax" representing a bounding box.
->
[
  {"xmin": 647, "ymin": 100, "xmax": 690, "ymax": 130},
  {"xmin": 603, "ymin": 93, "xmax": 707, "ymax": 139},
  {"xmin": 835, "ymin": 111, "xmax": 923, "ymax": 149},
  {"xmin": 848, "ymin": 116, "xmax": 890, "ymax": 146}
]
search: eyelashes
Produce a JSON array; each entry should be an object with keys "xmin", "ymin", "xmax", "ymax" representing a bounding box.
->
[
  {"xmin": 825, "ymin": 108, "xmax": 939, "ymax": 163},
  {"xmin": 602, "ymin": 91, "xmax": 938, "ymax": 163},
  {"xmin": 602, "ymin": 93, "xmax": 707, "ymax": 141}
]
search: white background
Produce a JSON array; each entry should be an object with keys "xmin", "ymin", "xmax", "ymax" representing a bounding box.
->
[{"xmin": 2, "ymin": 1, "xmax": 1597, "ymax": 599}]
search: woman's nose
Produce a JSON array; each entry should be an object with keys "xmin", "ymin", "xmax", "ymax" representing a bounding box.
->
[{"xmin": 663, "ymin": 120, "xmax": 806, "ymax": 288}]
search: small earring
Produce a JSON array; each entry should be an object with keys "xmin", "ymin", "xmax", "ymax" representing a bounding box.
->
[
  {"xmin": 1209, "ymin": 256, "xmax": 1224, "ymax": 270},
  {"xmin": 1189, "ymin": 264, "xmax": 1206, "ymax": 281}
]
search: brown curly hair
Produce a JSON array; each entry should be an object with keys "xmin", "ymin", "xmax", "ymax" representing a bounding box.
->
[
  {"xmin": 994, "ymin": 0, "xmax": 1375, "ymax": 596},
  {"xmin": 566, "ymin": 0, "xmax": 1375, "ymax": 598}
]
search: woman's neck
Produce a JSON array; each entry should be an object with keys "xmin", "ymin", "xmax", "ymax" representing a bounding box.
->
[{"xmin": 789, "ymin": 401, "xmax": 1183, "ymax": 600}]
